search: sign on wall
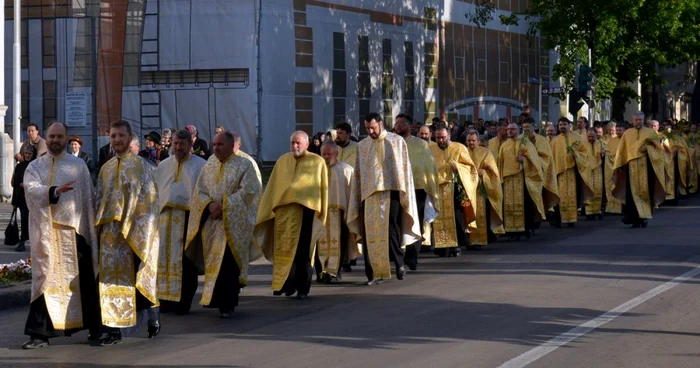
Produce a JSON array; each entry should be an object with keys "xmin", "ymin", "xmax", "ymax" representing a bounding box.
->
[{"xmin": 65, "ymin": 93, "xmax": 88, "ymax": 127}]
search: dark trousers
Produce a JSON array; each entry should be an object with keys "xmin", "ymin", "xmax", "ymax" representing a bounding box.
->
[
  {"xmin": 19, "ymin": 205, "xmax": 29, "ymax": 242},
  {"xmin": 622, "ymin": 158, "xmax": 656, "ymax": 225},
  {"xmin": 25, "ymin": 234, "xmax": 100, "ymax": 339},
  {"xmin": 363, "ymin": 191, "xmax": 405, "ymax": 281},
  {"xmin": 404, "ymin": 190, "xmax": 426, "ymax": 269},
  {"xmin": 206, "ymin": 247, "xmax": 240, "ymax": 312},
  {"xmin": 282, "ymin": 208, "xmax": 315, "ymax": 295},
  {"xmin": 160, "ymin": 212, "xmax": 199, "ymax": 314}
]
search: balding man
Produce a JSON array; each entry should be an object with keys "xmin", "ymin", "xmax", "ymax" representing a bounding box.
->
[
  {"xmin": 315, "ymin": 142, "xmax": 356, "ymax": 282},
  {"xmin": 185, "ymin": 131, "xmax": 262, "ymax": 318},
  {"xmin": 255, "ymin": 131, "xmax": 328, "ymax": 298},
  {"xmin": 418, "ymin": 125, "xmax": 433, "ymax": 144}
]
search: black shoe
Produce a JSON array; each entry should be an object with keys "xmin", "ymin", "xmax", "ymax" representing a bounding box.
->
[
  {"xmin": 99, "ymin": 332, "xmax": 122, "ymax": 346},
  {"xmin": 87, "ymin": 330, "xmax": 102, "ymax": 341},
  {"xmin": 641, "ymin": 220, "xmax": 648, "ymax": 228},
  {"xmin": 296, "ymin": 293, "xmax": 308, "ymax": 300},
  {"xmin": 566, "ymin": 223, "xmax": 576, "ymax": 228},
  {"xmin": 406, "ymin": 263, "xmax": 417, "ymax": 271},
  {"xmin": 342, "ymin": 265, "xmax": 352, "ymax": 272},
  {"xmin": 273, "ymin": 290, "xmax": 284, "ymax": 296},
  {"xmin": 315, "ymin": 274, "xmax": 323, "ymax": 284},
  {"xmin": 396, "ymin": 266, "xmax": 406, "ymax": 280},
  {"xmin": 549, "ymin": 221, "xmax": 562, "ymax": 228},
  {"xmin": 219, "ymin": 309, "xmax": 234, "ymax": 318},
  {"xmin": 284, "ymin": 289, "xmax": 297, "ymax": 297},
  {"xmin": 632, "ymin": 223, "xmax": 641, "ymax": 228},
  {"xmin": 323, "ymin": 274, "xmax": 333, "ymax": 284},
  {"xmin": 21, "ymin": 337, "xmax": 49, "ymax": 349},
  {"xmin": 15, "ymin": 242, "xmax": 26, "ymax": 252},
  {"xmin": 507, "ymin": 236, "xmax": 520, "ymax": 242},
  {"xmin": 148, "ymin": 320, "xmax": 160, "ymax": 338},
  {"xmin": 365, "ymin": 278, "xmax": 384, "ymax": 286}
]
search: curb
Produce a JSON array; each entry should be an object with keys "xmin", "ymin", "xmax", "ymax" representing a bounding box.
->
[{"xmin": 0, "ymin": 281, "xmax": 30, "ymax": 311}]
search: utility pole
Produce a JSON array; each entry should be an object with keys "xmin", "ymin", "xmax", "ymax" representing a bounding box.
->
[
  {"xmin": 91, "ymin": 15, "xmax": 99, "ymax": 161},
  {"xmin": 13, "ymin": 0, "xmax": 20, "ymax": 155}
]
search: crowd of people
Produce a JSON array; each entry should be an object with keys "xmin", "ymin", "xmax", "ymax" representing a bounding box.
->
[{"xmin": 13, "ymin": 107, "xmax": 699, "ymax": 351}]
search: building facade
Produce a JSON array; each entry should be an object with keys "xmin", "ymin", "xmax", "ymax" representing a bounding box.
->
[{"xmin": 4, "ymin": 0, "xmax": 559, "ymax": 162}]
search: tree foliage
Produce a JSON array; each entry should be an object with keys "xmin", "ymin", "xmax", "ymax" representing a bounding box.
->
[{"xmin": 466, "ymin": 0, "xmax": 700, "ymax": 102}]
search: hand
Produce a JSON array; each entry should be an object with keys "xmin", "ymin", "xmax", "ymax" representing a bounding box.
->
[
  {"xmin": 516, "ymin": 155, "xmax": 523, "ymax": 163},
  {"xmin": 56, "ymin": 180, "xmax": 76, "ymax": 195},
  {"xmin": 14, "ymin": 153, "xmax": 22, "ymax": 161},
  {"xmin": 451, "ymin": 161, "xmax": 458, "ymax": 172},
  {"xmin": 639, "ymin": 145, "xmax": 648, "ymax": 153},
  {"xmin": 478, "ymin": 169, "xmax": 484, "ymax": 177},
  {"xmin": 208, "ymin": 202, "xmax": 223, "ymax": 220}
]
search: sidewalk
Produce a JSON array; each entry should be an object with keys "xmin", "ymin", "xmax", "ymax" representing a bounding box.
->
[{"xmin": 0, "ymin": 203, "xmax": 28, "ymax": 266}]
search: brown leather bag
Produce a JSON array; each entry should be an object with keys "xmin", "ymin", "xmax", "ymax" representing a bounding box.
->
[{"xmin": 461, "ymin": 200, "xmax": 476, "ymax": 224}]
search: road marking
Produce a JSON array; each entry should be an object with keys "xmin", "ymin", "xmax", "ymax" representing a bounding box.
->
[{"xmin": 497, "ymin": 265, "xmax": 700, "ymax": 368}]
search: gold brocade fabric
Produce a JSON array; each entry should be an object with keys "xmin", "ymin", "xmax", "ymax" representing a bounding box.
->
[
  {"xmin": 338, "ymin": 140, "xmax": 358, "ymax": 168},
  {"xmin": 498, "ymin": 137, "xmax": 546, "ymax": 223},
  {"xmin": 531, "ymin": 135, "xmax": 560, "ymax": 211},
  {"xmin": 405, "ymin": 136, "xmax": 440, "ymax": 215},
  {"xmin": 467, "ymin": 146, "xmax": 504, "ymax": 245},
  {"xmin": 585, "ymin": 140, "xmax": 604, "ymax": 215},
  {"xmin": 155, "ymin": 155, "xmax": 206, "ymax": 301},
  {"xmin": 237, "ymin": 150, "xmax": 263, "ymax": 186},
  {"xmin": 347, "ymin": 132, "xmax": 421, "ymax": 250},
  {"xmin": 255, "ymin": 152, "xmax": 328, "ymax": 290},
  {"xmin": 488, "ymin": 137, "xmax": 504, "ymax": 159},
  {"xmin": 685, "ymin": 134, "xmax": 699, "ymax": 193},
  {"xmin": 96, "ymin": 152, "xmax": 159, "ymax": 328},
  {"xmin": 558, "ymin": 168, "xmax": 578, "ymax": 223},
  {"xmin": 185, "ymin": 154, "xmax": 262, "ymax": 304},
  {"xmin": 612, "ymin": 127, "xmax": 667, "ymax": 213},
  {"xmin": 660, "ymin": 135, "xmax": 676, "ymax": 200},
  {"xmin": 24, "ymin": 152, "xmax": 98, "ymax": 330},
  {"xmin": 550, "ymin": 133, "xmax": 595, "ymax": 221},
  {"xmin": 429, "ymin": 142, "xmax": 479, "ymax": 248},
  {"xmin": 666, "ymin": 135, "xmax": 692, "ymax": 196},
  {"xmin": 364, "ymin": 191, "xmax": 392, "ymax": 278},
  {"xmin": 318, "ymin": 161, "xmax": 357, "ymax": 275},
  {"xmin": 604, "ymin": 137, "xmax": 623, "ymax": 213}
]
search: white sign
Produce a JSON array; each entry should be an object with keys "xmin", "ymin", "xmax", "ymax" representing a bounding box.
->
[{"xmin": 65, "ymin": 93, "xmax": 88, "ymax": 127}]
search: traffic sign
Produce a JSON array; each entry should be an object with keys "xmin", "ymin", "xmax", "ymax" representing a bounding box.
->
[
  {"xmin": 541, "ymin": 87, "xmax": 564, "ymax": 94},
  {"xmin": 528, "ymin": 77, "xmax": 541, "ymax": 84}
]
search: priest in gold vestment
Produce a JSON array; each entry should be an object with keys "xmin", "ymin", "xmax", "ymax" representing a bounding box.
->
[
  {"xmin": 583, "ymin": 128, "xmax": 605, "ymax": 219},
  {"xmin": 465, "ymin": 130, "xmax": 503, "ymax": 246},
  {"xmin": 429, "ymin": 126, "xmax": 477, "ymax": 256},
  {"xmin": 256, "ymin": 131, "xmax": 328, "ymax": 298},
  {"xmin": 155, "ymin": 129, "xmax": 206, "ymax": 315},
  {"xmin": 612, "ymin": 112, "xmax": 667, "ymax": 228},
  {"xmin": 549, "ymin": 117, "xmax": 595, "ymax": 227},
  {"xmin": 604, "ymin": 123, "xmax": 625, "ymax": 214},
  {"xmin": 395, "ymin": 114, "xmax": 439, "ymax": 270},
  {"xmin": 488, "ymin": 120, "xmax": 508, "ymax": 158},
  {"xmin": 315, "ymin": 143, "xmax": 355, "ymax": 282},
  {"xmin": 95, "ymin": 120, "xmax": 160, "ymax": 345},
  {"xmin": 659, "ymin": 121, "xmax": 692, "ymax": 203},
  {"xmin": 522, "ymin": 119, "xmax": 559, "ymax": 225},
  {"xmin": 347, "ymin": 113, "xmax": 421, "ymax": 285},
  {"xmin": 335, "ymin": 122, "xmax": 358, "ymax": 168},
  {"xmin": 498, "ymin": 123, "xmax": 546, "ymax": 240},
  {"xmin": 185, "ymin": 132, "xmax": 261, "ymax": 316},
  {"xmin": 22, "ymin": 122, "xmax": 100, "ymax": 349}
]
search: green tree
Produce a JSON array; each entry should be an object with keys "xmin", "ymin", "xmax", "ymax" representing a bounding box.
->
[{"xmin": 466, "ymin": 0, "xmax": 700, "ymax": 118}]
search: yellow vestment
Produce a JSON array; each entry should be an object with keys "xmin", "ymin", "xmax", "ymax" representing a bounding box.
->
[
  {"xmin": 550, "ymin": 132, "xmax": 595, "ymax": 223},
  {"xmin": 317, "ymin": 161, "xmax": 355, "ymax": 277},
  {"xmin": 584, "ymin": 140, "xmax": 605, "ymax": 215},
  {"xmin": 488, "ymin": 136, "xmax": 505, "ymax": 158},
  {"xmin": 604, "ymin": 136, "xmax": 623, "ymax": 213},
  {"xmin": 498, "ymin": 137, "xmax": 546, "ymax": 232},
  {"xmin": 468, "ymin": 146, "xmax": 504, "ymax": 245},
  {"xmin": 95, "ymin": 152, "xmax": 159, "ymax": 328},
  {"xmin": 255, "ymin": 152, "xmax": 328, "ymax": 291},
  {"xmin": 347, "ymin": 131, "xmax": 420, "ymax": 279},
  {"xmin": 429, "ymin": 142, "xmax": 478, "ymax": 248},
  {"xmin": 338, "ymin": 140, "xmax": 358, "ymax": 168},
  {"xmin": 24, "ymin": 152, "xmax": 98, "ymax": 330},
  {"xmin": 612, "ymin": 127, "xmax": 667, "ymax": 219},
  {"xmin": 530, "ymin": 134, "xmax": 560, "ymax": 213},
  {"xmin": 155, "ymin": 155, "xmax": 206, "ymax": 301},
  {"xmin": 405, "ymin": 136, "xmax": 439, "ymax": 233}
]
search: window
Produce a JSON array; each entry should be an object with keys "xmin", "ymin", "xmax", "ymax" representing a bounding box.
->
[
  {"xmin": 358, "ymin": 35, "xmax": 370, "ymax": 132},
  {"xmin": 333, "ymin": 32, "xmax": 347, "ymax": 124},
  {"xmin": 43, "ymin": 81, "xmax": 57, "ymax": 127},
  {"xmin": 382, "ymin": 38, "xmax": 393, "ymax": 100},
  {"xmin": 478, "ymin": 59, "xmax": 487, "ymax": 82},
  {"xmin": 404, "ymin": 42, "xmax": 415, "ymax": 117},
  {"xmin": 73, "ymin": 18, "xmax": 94, "ymax": 87},
  {"xmin": 140, "ymin": 69, "xmax": 250, "ymax": 87},
  {"xmin": 21, "ymin": 20, "xmax": 28, "ymax": 69},
  {"xmin": 500, "ymin": 62, "xmax": 509, "ymax": 83},
  {"xmin": 20, "ymin": 82, "xmax": 29, "ymax": 126},
  {"xmin": 42, "ymin": 20, "xmax": 55, "ymax": 68}
]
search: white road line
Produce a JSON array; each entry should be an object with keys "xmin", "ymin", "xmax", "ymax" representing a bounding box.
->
[{"xmin": 497, "ymin": 265, "xmax": 700, "ymax": 368}]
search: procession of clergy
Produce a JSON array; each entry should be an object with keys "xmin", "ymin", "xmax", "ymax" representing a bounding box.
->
[{"xmin": 20, "ymin": 108, "xmax": 696, "ymax": 349}]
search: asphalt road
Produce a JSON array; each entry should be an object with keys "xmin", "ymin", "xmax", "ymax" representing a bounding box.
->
[{"xmin": 1, "ymin": 196, "xmax": 699, "ymax": 368}]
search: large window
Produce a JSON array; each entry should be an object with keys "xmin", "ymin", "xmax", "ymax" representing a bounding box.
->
[
  {"xmin": 358, "ymin": 35, "xmax": 370, "ymax": 135},
  {"xmin": 333, "ymin": 32, "xmax": 346, "ymax": 125},
  {"xmin": 43, "ymin": 81, "xmax": 57, "ymax": 127},
  {"xmin": 382, "ymin": 38, "xmax": 393, "ymax": 128},
  {"xmin": 404, "ymin": 41, "xmax": 415, "ymax": 118},
  {"xmin": 42, "ymin": 19, "xmax": 55, "ymax": 68}
]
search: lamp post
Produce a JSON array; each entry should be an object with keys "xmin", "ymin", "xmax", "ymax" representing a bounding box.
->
[{"xmin": 13, "ymin": 0, "xmax": 20, "ymax": 156}]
